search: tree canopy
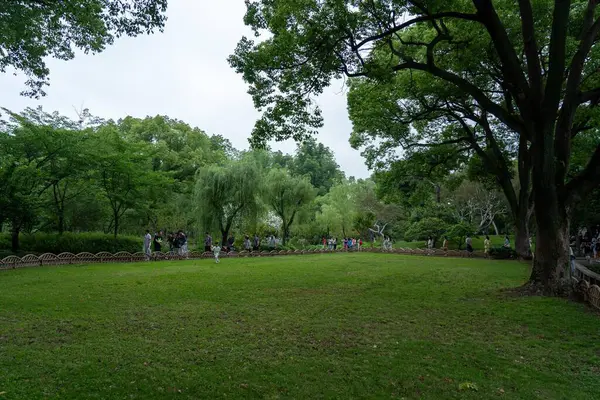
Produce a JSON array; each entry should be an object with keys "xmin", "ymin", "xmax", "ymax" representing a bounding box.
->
[
  {"xmin": 230, "ymin": 0, "xmax": 600, "ymax": 291},
  {"xmin": 1, "ymin": 0, "xmax": 168, "ymax": 97}
]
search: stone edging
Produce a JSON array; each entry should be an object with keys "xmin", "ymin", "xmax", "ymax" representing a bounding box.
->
[{"xmin": 573, "ymin": 262, "xmax": 600, "ymax": 311}]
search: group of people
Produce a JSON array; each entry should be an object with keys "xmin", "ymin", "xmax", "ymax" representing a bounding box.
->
[
  {"xmin": 426, "ymin": 234, "xmax": 515, "ymax": 257},
  {"xmin": 143, "ymin": 230, "xmax": 188, "ymax": 259},
  {"xmin": 321, "ymin": 237, "xmax": 365, "ymax": 251},
  {"xmin": 575, "ymin": 227, "xmax": 600, "ymax": 259}
]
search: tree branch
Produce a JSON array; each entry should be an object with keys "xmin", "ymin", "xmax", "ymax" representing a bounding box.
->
[
  {"xmin": 352, "ymin": 12, "xmax": 479, "ymax": 50},
  {"xmin": 517, "ymin": 0, "xmax": 543, "ymax": 99},
  {"xmin": 565, "ymin": 143, "xmax": 600, "ymax": 204},
  {"xmin": 385, "ymin": 60, "xmax": 525, "ymax": 134}
]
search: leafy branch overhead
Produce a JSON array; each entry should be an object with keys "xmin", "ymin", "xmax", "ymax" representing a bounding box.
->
[{"xmin": 0, "ymin": 0, "xmax": 168, "ymax": 97}]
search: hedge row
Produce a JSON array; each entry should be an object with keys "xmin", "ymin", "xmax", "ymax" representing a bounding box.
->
[{"xmin": 0, "ymin": 232, "xmax": 143, "ymax": 255}]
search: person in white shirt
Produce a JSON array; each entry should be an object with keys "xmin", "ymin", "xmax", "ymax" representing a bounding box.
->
[
  {"xmin": 143, "ymin": 230, "xmax": 152, "ymax": 260},
  {"xmin": 212, "ymin": 242, "xmax": 221, "ymax": 263}
]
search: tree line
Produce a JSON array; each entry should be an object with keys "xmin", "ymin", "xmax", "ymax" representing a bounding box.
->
[{"xmin": 2, "ymin": 107, "xmax": 531, "ymax": 255}]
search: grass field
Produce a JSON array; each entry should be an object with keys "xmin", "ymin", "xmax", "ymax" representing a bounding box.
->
[{"xmin": 1, "ymin": 254, "xmax": 598, "ymax": 399}]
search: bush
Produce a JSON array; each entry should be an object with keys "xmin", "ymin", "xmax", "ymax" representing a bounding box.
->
[
  {"xmin": 446, "ymin": 223, "xmax": 477, "ymax": 250},
  {"xmin": 404, "ymin": 218, "xmax": 448, "ymax": 242},
  {"xmin": 0, "ymin": 232, "xmax": 143, "ymax": 255},
  {"xmin": 488, "ymin": 246, "xmax": 518, "ymax": 260}
]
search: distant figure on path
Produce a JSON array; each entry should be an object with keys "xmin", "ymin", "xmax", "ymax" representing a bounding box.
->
[
  {"xmin": 503, "ymin": 235, "xmax": 511, "ymax": 248},
  {"xmin": 253, "ymin": 234, "xmax": 260, "ymax": 251},
  {"xmin": 465, "ymin": 235, "xmax": 473, "ymax": 254},
  {"xmin": 427, "ymin": 236, "xmax": 433, "ymax": 250},
  {"xmin": 204, "ymin": 232, "xmax": 212, "ymax": 252},
  {"xmin": 153, "ymin": 231, "xmax": 163, "ymax": 253},
  {"xmin": 178, "ymin": 231, "xmax": 188, "ymax": 256},
  {"xmin": 144, "ymin": 230, "xmax": 152, "ymax": 260},
  {"xmin": 358, "ymin": 238, "xmax": 362, "ymax": 251},
  {"xmin": 442, "ymin": 236, "xmax": 449, "ymax": 251},
  {"xmin": 244, "ymin": 235, "xmax": 251, "ymax": 252},
  {"xmin": 212, "ymin": 242, "xmax": 221, "ymax": 264},
  {"xmin": 484, "ymin": 235, "xmax": 490, "ymax": 257}
]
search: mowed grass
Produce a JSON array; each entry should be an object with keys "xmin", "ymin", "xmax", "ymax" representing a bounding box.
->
[{"xmin": 1, "ymin": 254, "xmax": 599, "ymax": 399}]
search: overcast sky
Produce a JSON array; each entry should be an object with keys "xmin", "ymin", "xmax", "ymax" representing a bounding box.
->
[{"xmin": 0, "ymin": 0, "xmax": 370, "ymax": 179}]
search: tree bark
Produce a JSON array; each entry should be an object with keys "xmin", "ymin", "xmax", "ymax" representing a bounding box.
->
[
  {"xmin": 514, "ymin": 207, "xmax": 531, "ymax": 259},
  {"xmin": 113, "ymin": 212, "xmax": 119, "ymax": 238},
  {"xmin": 492, "ymin": 219, "xmax": 499, "ymax": 236},
  {"xmin": 530, "ymin": 217, "xmax": 570, "ymax": 292},
  {"xmin": 57, "ymin": 209, "xmax": 65, "ymax": 235},
  {"xmin": 11, "ymin": 223, "xmax": 20, "ymax": 253},
  {"xmin": 529, "ymin": 127, "xmax": 570, "ymax": 292}
]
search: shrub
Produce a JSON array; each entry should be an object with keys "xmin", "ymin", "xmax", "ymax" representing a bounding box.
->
[
  {"xmin": 488, "ymin": 246, "xmax": 517, "ymax": 260},
  {"xmin": 446, "ymin": 223, "xmax": 477, "ymax": 250},
  {"xmin": 404, "ymin": 218, "xmax": 448, "ymax": 242},
  {"xmin": 0, "ymin": 232, "xmax": 142, "ymax": 254}
]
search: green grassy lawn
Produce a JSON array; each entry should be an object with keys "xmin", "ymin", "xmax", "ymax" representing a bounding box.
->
[{"xmin": 1, "ymin": 254, "xmax": 598, "ymax": 399}]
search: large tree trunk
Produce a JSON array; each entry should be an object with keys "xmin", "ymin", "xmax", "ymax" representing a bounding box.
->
[
  {"xmin": 221, "ymin": 231, "xmax": 228, "ymax": 250},
  {"xmin": 528, "ymin": 131, "xmax": 570, "ymax": 293},
  {"xmin": 514, "ymin": 219, "xmax": 530, "ymax": 259},
  {"xmin": 529, "ymin": 217, "xmax": 570, "ymax": 292},
  {"xmin": 11, "ymin": 224, "xmax": 20, "ymax": 253},
  {"xmin": 113, "ymin": 213, "xmax": 119, "ymax": 238},
  {"xmin": 57, "ymin": 208, "xmax": 65, "ymax": 235}
]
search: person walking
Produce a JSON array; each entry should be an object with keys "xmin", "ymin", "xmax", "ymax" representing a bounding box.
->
[
  {"xmin": 503, "ymin": 235, "xmax": 511, "ymax": 248},
  {"xmin": 212, "ymin": 242, "xmax": 221, "ymax": 264},
  {"xmin": 442, "ymin": 236, "xmax": 449, "ymax": 251},
  {"xmin": 179, "ymin": 231, "xmax": 188, "ymax": 257},
  {"xmin": 143, "ymin": 230, "xmax": 152, "ymax": 260},
  {"xmin": 484, "ymin": 235, "xmax": 491, "ymax": 258},
  {"xmin": 244, "ymin": 235, "xmax": 252, "ymax": 252},
  {"xmin": 465, "ymin": 234, "xmax": 473, "ymax": 254},
  {"xmin": 253, "ymin": 234, "xmax": 260, "ymax": 251},
  {"xmin": 153, "ymin": 231, "xmax": 163, "ymax": 253},
  {"xmin": 204, "ymin": 232, "xmax": 212, "ymax": 252},
  {"xmin": 358, "ymin": 238, "xmax": 362, "ymax": 251}
]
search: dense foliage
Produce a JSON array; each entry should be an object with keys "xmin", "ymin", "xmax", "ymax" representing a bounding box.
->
[{"xmin": 229, "ymin": 0, "xmax": 600, "ymax": 291}]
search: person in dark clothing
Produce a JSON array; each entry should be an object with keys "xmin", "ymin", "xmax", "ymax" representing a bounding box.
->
[
  {"xmin": 173, "ymin": 232, "xmax": 181, "ymax": 254},
  {"xmin": 153, "ymin": 231, "xmax": 163, "ymax": 252},
  {"xmin": 227, "ymin": 235, "xmax": 235, "ymax": 252},
  {"xmin": 253, "ymin": 234, "xmax": 260, "ymax": 251},
  {"xmin": 204, "ymin": 232, "xmax": 212, "ymax": 252},
  {"xmin": 167, "ymin": 232, "xmax": 174, "ymax": 254}
]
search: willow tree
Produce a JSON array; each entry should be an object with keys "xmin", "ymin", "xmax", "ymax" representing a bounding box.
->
[
  {"xmin": 195, "ymin": 160, "xmax": 262, "ymax": 247},
  {"xmin": 230, "ymin": 0, "xmax": 600, "ymax": 292},
  {"xmin": 264, "ymin": 168, "xmax": 316, "ymax": 244}
]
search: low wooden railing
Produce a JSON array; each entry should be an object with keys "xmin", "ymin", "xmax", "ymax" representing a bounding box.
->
[
  {"xmin": 573, "ymin": 262, "xmax": 600, "ymax": 310},
  {"xmin": 0, "ymin": 247, "xmax": 487, "ymax": 270}
]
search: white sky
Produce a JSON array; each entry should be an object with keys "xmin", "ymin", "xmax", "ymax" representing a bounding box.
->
[{"xmin": 0, "ymin": 0, "xmax": 370, "ymax": 179}]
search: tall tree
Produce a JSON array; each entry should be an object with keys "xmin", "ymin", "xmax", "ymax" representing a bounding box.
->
[
  {"xmin": 264, "ymin": 168, "xmax": 316, "ymax": 244},
  {"xmin": 316, "ymin": 181, "xmax": 358, "ymax": 237},
  {"xmin": 0, "ymin": 0, "xmax": 168, "ymax": 97},
  {"xmin": 0, "ymin": 116, "xmax": 56, "ymax": 251},
  {"xmin": 90, "ymin": 125, "xmax": 166, "ymax": 238},
  {"xmin": 195, "ymin": 159, "xmax": 262, "ymax": 248},
  {"xmin": 291, "ymin": 138, "xmax": 345, "ymax": 195},
  {"xmin": 230, "ymin": 0, "xmax": 600, "ymax": 292}
]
